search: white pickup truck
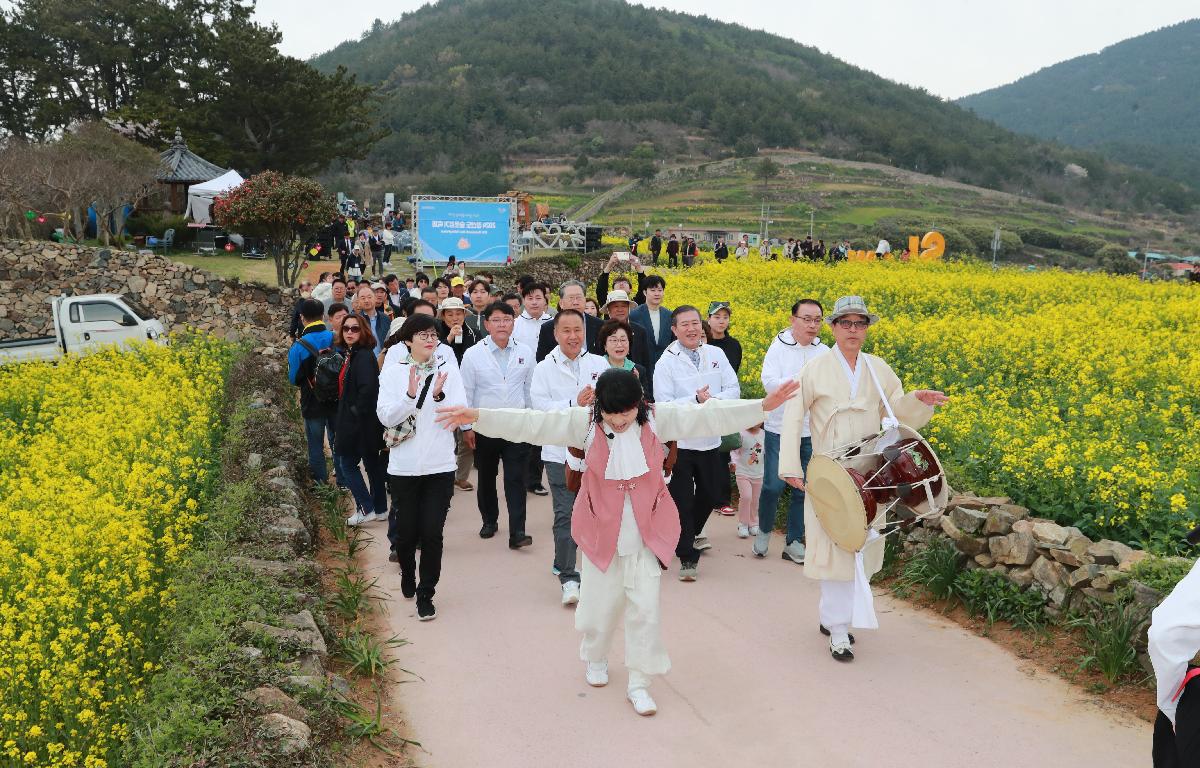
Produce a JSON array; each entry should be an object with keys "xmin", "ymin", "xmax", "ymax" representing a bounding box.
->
[{"xmin": 0, "ymin": 294, "xmax": 167, "ymax": 364}]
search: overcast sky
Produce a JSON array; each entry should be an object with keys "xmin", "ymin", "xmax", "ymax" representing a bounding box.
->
[{"xmin": 254, "ymin": 0, "xmax": 1196, "ymax": 99}]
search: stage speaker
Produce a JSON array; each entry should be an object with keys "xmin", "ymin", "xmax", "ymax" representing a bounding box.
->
[{"xmin": 585, "ymin": 226, "xmax": 603, "ymax": 251}]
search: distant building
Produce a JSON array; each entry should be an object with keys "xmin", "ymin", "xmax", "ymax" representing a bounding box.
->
[{"xmin": 155, "ymin": 129, "xmax": 227, "ymax": 215}]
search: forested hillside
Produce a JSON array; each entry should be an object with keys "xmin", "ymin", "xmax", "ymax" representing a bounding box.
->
[
  {"xmin": 960, "ymin": 20, "xmax": 1200, "ymax": 190},
  {"xmin": 312, "ymin": 0, "xmax": 1195, "ymax": 213}
]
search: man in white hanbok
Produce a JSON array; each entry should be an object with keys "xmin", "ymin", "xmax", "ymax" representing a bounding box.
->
[{"xmin": 778, "ymin": 296, "xmax": 948, "ymax": 661}]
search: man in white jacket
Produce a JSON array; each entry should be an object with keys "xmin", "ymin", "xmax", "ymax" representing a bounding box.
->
[
  {"xmin": 653, "ymin": 305, "xmax": 740, "ymax": 581},
  {"xmin": 530, "ymin": 309, "xmax": 610, "ymax": 605},
  {"xmin": 460, "ymin": 301, "xmax": 536, "ymax": 547},
  {"xmin": 514, "ymin": 282, "xmax": 555, "ymax": 497},
  {"xmin": 754, "ymin": 299, "xmax": 829, "ymax": 563}
]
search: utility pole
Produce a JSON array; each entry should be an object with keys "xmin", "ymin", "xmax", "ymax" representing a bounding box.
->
[
  {"xmin": 1142, "ymin": 242, "xmax": 1150, "ymax": 280},
  {"xmin": 809, "ymin": 210, "xmax": 814, "ymax": 239},
  {"xmin": 759, "ymin": 203, "xmax": 773, "ymax": 246},
  {"xmin": 991, "ymin": 226, "xmax": 1001, "ymax": 268}
]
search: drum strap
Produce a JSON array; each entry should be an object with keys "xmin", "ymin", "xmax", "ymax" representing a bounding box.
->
[
  {"xmin": 863, "ymin": 357, "xmax": 899, "ymax": 431},
  {"xmin": 864, "ymin": 359, "xmax": 940, "ymax": 516}
]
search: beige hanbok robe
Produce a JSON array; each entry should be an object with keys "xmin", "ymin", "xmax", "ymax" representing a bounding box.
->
[{"xmin": 778, "ymin": 349, "xmax": 933, "ymax": 581}]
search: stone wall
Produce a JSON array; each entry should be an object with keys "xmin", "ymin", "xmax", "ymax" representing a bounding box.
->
[
  {"xmin": 0, "ymin": 240, "xmax": 292, "ymax": 342},
  {"xmin": 907, "ymin": 494, "xmax": 1154, "ymax": 616}
]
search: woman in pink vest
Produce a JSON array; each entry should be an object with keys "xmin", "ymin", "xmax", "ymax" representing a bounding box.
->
[{"xmin": 437, "ymin": 368, "xmax": 798, "ymax": 716}]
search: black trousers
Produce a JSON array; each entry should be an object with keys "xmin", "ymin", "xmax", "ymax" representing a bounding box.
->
[
  {"xmin": 474, "ymin": 435, "xmax": 530, "ymax": 537},
  {"xmin": 1155, "ymin": 674, "xmax": 1200, "ymax": 767},
  {"xmin": 668, "ymin": 448, "xmax": 722, "ymax": 562},
  {"xmin": 387, "ymin": 472, "xmax": 454, "ymax": 600},
  {"xmin": 715, "ymin": 450, "xmax": 733, "ymax": 507},
  {"xmin": 525, "ymin": 444, "xmax": 544, "ymax": 490}
]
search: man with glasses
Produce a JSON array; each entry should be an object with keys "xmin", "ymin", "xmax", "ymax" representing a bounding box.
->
[
  {"xmin": 778, "ymin": 296, "xmax": 948, "ymax": 662},
  {"xmin": 753, "ymin": 299, "xmax": 829, "ymax": 562},
  {"xmin": 459, "ymin": 302, "xmax": 535, "ymax": 549}
]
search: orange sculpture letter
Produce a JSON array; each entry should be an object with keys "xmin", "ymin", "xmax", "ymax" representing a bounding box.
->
[{"xmin": 918, "ymin": 231, "xmax": 945, "ymax": 261}]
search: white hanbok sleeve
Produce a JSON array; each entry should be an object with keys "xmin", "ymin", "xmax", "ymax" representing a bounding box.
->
[
  {"xmin": 870, "ymin": 356, "xmax": 933, "ymax": 430},
  {"xmin": 474, "ymin": 406, "xmax": 592, "ymax": 448},
  {"xmin": 653, "ymin": 399, "xmax": 765, "ymax": 443}
]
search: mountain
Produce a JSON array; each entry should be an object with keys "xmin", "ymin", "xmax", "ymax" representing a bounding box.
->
[
  {"xmin": 312, "ymin": 0, "xmax": 1195, "ymax": 213},
  {"xmin": 959, "ymin": 20, "xmax": 1200, "ymax": 190}
]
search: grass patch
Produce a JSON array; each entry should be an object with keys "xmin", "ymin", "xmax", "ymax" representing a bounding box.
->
[
  {"xmin": 120, "ymin": 360, "xmax": 324, "ymax": 766},
  {"xmin": 168, "ymin": 251, "xmax": 281, "ymax": 284}
]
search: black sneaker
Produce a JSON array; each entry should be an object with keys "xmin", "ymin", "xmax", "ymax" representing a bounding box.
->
[
  {"xmin": 830, "ymin": 638, "xmax": 854, "ymax": 662},
  {"xmin": 417, "ymin": 598, "xmax": 436, "ymax": 621},
  {"xmin": 400, "ymin": 570, "xmax": 416, "ymax": 600},
  {"xmin": 509, "ymin": 534, "xmax": 533, "ymax": 549},
  {"xmin": 479, "ymin": 523, "xmax": 498, "ymax": 539},
  {"xmin": 529, "ymin": 485, "xmax": 549, "ymax": 496},
  {"xmin": 388, "ymin": 550, "xmax": 399, "ymax": 563},
  {"xmin": 819, "ymin": 625, "xmax": 855, "ymax": 644}
]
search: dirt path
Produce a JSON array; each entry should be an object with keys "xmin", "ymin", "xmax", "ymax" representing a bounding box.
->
[{"xmin": 358, "ymin": 470, "xmax": 1150, "ymax": 767}]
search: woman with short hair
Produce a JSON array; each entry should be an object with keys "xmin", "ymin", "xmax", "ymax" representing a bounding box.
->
[
  {"xmin": 377, "ymin": 313, "xmax": 467, "ymax": 622},
  {"xmin": 598, "ymin": 319, "xmax": 651, "ymax": 399}
]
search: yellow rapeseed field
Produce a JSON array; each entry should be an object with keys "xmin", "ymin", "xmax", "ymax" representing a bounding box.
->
[
  {"xmin": 658, "ymin": 259, "xmax": 1200, "ymax": 553},
  {"xmin": 0, "ymin": 338, "xmax": 229, "ymax": 767}
]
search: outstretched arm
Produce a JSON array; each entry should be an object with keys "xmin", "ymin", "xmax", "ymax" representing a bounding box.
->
[
  {"xmin": 654, "ymin": 380, "xmax": 798, "ymax": 442},
  {"xmin": 436, "ymin": 405, "xmax": 591, "ymax": 447}
]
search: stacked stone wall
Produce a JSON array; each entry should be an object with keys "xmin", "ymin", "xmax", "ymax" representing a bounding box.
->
[{"xmin": 0, "ymin": 240, "xmax": 291, "ymax": 342}]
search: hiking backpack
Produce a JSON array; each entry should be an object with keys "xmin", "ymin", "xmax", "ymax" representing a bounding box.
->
[{"xmin": 295, "ymin": 337, "xmax": 344, "ymax": 404}]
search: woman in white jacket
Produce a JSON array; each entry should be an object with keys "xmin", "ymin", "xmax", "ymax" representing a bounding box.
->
[{"xmin": 377, "ymin": 313, "xmax": 467, "ymax": 622}]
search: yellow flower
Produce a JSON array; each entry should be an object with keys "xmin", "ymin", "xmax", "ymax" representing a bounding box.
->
[{"xmin": 0, "ymin": 336, "xmax": 230, "ymax": 762}]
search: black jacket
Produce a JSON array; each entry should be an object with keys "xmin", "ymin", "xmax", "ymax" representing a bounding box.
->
[
  {"xmin": 536, "ymin": 312, "xmax": 603, "ymax": 362},
  {"xmin": 334, "ymin": 346, "xmax": 383, "ymax": 456},
  {"xmin": 292, "ymin": 323, "xmax": 336, "ymax": 419},
  {"xmin": 596, "ymin": 270, "xmax": 646, "ymax": 307},
  {"xmin": 287, "ymin": 298, "xmax": 305, "ymax": 339},
  {"xmin": 707, "ymin": 334, "xmax": 743, "ymax": 374},
  {"xmin": 436, "ymin": 319, "xmax": 481, "ymax": 363}
]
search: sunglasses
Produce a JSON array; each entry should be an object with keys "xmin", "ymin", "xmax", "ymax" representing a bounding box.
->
[{"xmin": 343, "ymin": 325, "xmax": 362, "ymax": 334}]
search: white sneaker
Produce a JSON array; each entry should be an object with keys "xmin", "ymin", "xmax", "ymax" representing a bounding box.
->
[
  {"xmin": 752, "ymin": 530, "xmax": 770, "ymax": 557},
  {"xmin": 782, "ymin": 540, "xmax": 806, "ymax": 564},
  {"xmin": 749, "ymin": 525, "xmax": 761, "ymax": 536},
  {"xmin": 627, "ymin": 687, "xmax": 657, "ymax": 716},
  {"xmin": 585, "ymin": 661, "xmax": 608, "ymax": 687},
  {"xmin": 694, "ymin": 535, "xmax": 712, "ymax": 551},
  {"xmin": 346, "ymin": 511, "xmax": 371, "ymax": 526},
  {"xmin": 370, "ymin": 511, "xmax": 389, "ymax": 523},
  {"xmin": 561, "ymin": 581, "xmax": 580, "ymax": 606},
  {"xmin": 737, "ymin": 523, "xmax": 750, "ymax": 539}
]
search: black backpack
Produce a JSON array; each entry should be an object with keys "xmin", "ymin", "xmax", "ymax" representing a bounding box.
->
[{"xmin": 295, "ymin": 337, "xmax": 344, "ymax": 404}]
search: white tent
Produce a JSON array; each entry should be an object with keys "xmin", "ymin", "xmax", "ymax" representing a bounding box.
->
[{"xmin": 185, "ymin": 169, "xmax": 243, "ymax": 226}]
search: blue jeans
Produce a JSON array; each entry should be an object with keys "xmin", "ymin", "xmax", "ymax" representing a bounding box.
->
[
  {"xmin": 758, "ymin": 431, "xmax": 811, "ymax": 544},
  {"xmin": 303, "ymin": 416, "xmax": 335, "ymax": 484},
  {"xmin": 337, "ymin": 450, "xmax": 388, "ymax": 516}
]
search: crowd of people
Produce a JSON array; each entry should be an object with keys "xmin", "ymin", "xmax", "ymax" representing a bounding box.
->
[
  {"xmin": 286, "ymin": 250, "xmax": 947, "ymax": 717},
  {"xmin": 626, "ymin": 230, "xmax": 855, "ymax": 266}
]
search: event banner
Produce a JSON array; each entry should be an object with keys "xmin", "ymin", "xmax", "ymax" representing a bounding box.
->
[{"xmin": 416, "ymin": 200, "xmax": 513, "ymax": 264}]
